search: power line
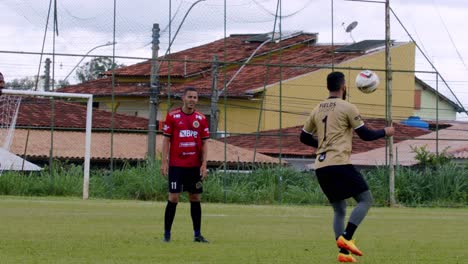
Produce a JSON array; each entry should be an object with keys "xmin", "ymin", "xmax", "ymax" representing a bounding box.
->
[
  {"xmin": 251, "ymin": 0, "xmax": 314, "ymax": 18},
  {"xmin": 432, "ymin": 0, "xmax": 468, "ymax": 71}
]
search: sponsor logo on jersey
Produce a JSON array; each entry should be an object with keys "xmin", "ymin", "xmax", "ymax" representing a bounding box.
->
[
  {"xmin": 193, "ymin": 120, "xmax": 200, "ymax": 128},
  {"xmin": 195, "ymin": 114, "xmax": 203, "ymax": 120},
  {"xmin": 182, "ymin": 151, "xmax": 196, "ymax": 156},
  {"xmin": 179, "ymin": 142, "xmax": 196, "ymax": 147},
  {"xmin": 318, "ymin": 152, "xmax": 326, "ymax": 162},
  {"xmin": 173, "ymin": 114, "xmax": 181, "ymax": 119},
  {"xmin": 179, "ymin": 130, "xmax": 198, "ymax": 138}
]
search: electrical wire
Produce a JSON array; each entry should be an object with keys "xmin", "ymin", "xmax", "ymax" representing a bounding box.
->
[
  {"xmin": 251, "ymin": 0, "xmax": 314, "ymax": 18},
  {"xmin": 432, "ymin": 0, "xmax": 468, "ymax": 71}
]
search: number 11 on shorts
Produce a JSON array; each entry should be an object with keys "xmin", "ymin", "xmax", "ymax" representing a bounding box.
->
[{"xmin": 171, "ymin": 182, "xmax": 177, "ymax": 190}]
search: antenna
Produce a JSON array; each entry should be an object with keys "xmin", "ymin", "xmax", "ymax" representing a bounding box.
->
[{"xmin": 344, "ymin": 21, "xmax": 358, "ymax": 43}]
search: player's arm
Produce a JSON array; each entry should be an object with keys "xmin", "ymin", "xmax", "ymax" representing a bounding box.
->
[
  {"xmin": 346, "ymin": 104, "xmax": 392, "ymax": 141},
  {"xmin": 161, "ymin": 114, "xmax": 173, "ymax": 177},
  {"xmin": 161, "ymin": 136, "xmax": 170, "ymax": 177},
  {"xmin": 200, "ymin": 139, "xmax": 208, "ymax": 180},
  {"xmin": 354, "ymin": 125, "xmax": 386, "ymax": 141},
  {"xmin": 200, "ymin": 120, "xmax": 210, "ymax": 180},
  {"xmin": 300, "ymin": 130, "xmax": 319, "ymax": 148},
  {"xmin": 301, "ymin": 110, "xmax": 318, "ymax": 148}
]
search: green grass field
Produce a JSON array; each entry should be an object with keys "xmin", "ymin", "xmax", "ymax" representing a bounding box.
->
[{"xmin": 0, "ymin": 197, "xmax": 466, "ymax": 264}]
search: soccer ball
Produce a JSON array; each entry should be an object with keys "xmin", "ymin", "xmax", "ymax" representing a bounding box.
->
[{"xmin": 355, "ymin": 70, "xmax": 380, "ymax": 93}]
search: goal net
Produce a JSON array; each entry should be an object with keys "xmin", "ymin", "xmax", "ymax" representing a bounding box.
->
[
  {"xmin": 0, "ymin": 95, "xmax": 40, "ymax": 173},
  {"xmin": 0, "ymin": 95, "xmax": 21, "ymax": 151},
  {"xmin": 1, "ymin": 89, "xmax": 93, "ymax": 199}
]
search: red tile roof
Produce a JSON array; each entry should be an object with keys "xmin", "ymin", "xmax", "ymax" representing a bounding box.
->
[
  {"xmin": 58, "ymin": 78, "xmax": 150, "ymax": 97},
  {"xmin": 58, "ymin": 33, "xmax": 362, "ymax": 98},
  {"xmin": 177, "ymin": 44, "xmax": 360, "ymax": 97},
  {"xmin": 2, "ymin": 98, "xmax": 283, "ymax": 166},
  {"xmin": 10, "ymin": 130, "xmax": 282, "ymax": 166},
  {"xmin": 110, "ymin": 33, "xmax": 319, "ymax": 77},
  {"xmin": 6, "ymin": 98, "xmax": 149, "ymax": 130},
  {"xmin": 451, "ymin": 147, "xmax": 468, "ymax": 159},
  {"xmin": 224, "ymin": 118, "xmax": 432, "ymax": 157},
  {"xmin": 352, "ymin": 122, "xmax": 468, "ymax": 166}
]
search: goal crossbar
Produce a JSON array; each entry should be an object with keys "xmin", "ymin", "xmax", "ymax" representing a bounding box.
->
[{"xmin": 2, "ymin": 89, "xmax": 93, "ymax": 200}]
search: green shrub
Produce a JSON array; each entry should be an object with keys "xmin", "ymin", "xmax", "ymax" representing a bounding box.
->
[
  {"xmin": 411, "ymin": 145, "xmax": 452, "ymax": 166},
  {"xmin": 0, "ymin": 161, "xmax": 466, "ymax": 207}
]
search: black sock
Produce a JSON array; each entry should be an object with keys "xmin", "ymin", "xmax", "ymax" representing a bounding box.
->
[
  {"xmin": 164, "ymin": 200, "xmax": 178, "ymax": 234},
  {"xmin": 190, "ymin": 201, "xmax": 201, "ymax": 237},
  {"xmin": 339, "ymin": 248, "xmax": 350, "ymax": 254},
  {"xmin": 343, "ymin": 222, "xmax": 358, "ymax": 240}
]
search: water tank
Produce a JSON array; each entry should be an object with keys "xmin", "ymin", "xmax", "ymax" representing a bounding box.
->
[{"xmin": 400, "ymin": 116, "xmax": 429, "ymax": 129}]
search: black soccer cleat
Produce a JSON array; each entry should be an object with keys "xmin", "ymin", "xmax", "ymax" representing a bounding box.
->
[
  {"xmin": 193, "ymin": 235, "xmax": 209, "ymax": 243},
  {"xmin": 162, "ymin": 235, "xmax": 171, "ymax": 242}
]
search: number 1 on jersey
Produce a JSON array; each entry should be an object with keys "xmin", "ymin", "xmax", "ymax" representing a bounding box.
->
[{"xmin": 322, "ymin": 116, "xmax": 328, "ymax": 141}]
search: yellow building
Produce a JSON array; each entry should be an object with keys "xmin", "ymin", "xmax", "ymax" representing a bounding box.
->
[
  {"xmin": 256, "ymin": 41, "xmax": 416, "ymax": 132},
  {"xmin": 413, "ymin": 77, "xmax": 463, "ymax": 120}
]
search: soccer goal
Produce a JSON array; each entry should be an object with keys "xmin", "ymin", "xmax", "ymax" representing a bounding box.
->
[{"xmin": 1, "ymin": 89, "xmax": 93, "ymax": 200}]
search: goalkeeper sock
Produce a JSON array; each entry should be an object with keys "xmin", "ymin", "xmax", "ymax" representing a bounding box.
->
[
  {"xmin": 339, "ymin": 248, "xmax": 350, "ymax": 254},
  {"xmin": 343, "ymin": 222, "xmax": 357, "ymax": 240}
]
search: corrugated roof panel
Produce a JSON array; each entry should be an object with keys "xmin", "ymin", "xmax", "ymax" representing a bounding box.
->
[
  {"xmin": 246, "ymin": 33, "xmax": 271, "ymax": 43},
  {"xmin": 335, "ymin": 40, "xmax": 387, "ymax": 53}
]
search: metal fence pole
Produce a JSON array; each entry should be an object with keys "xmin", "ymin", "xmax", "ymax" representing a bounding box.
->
[{"xmin": 148, "ymin": 23, "xmax": 160, "ymax": 160}]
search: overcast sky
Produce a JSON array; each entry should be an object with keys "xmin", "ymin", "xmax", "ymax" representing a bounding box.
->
[{"xmin": 1, "ymin": 0, "xmax": 467, "ymax": 119}]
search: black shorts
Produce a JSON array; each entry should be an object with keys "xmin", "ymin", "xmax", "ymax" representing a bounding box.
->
[
  {"xmin": 168, "ymin": 166, "xmax": 203, "ymax": 194},
  {"xmin": 315, "ymin": 164, "xmax": 369, "ymax": 203}
]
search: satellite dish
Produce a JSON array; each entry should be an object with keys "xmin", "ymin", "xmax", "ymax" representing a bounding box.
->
[
  {"xmin": 345, "ymin": 21, "xmax": 358, "ymax": 33},
  {"xmin": 344, "ymin": 21, "xmax": 358, "ymax": 43}
]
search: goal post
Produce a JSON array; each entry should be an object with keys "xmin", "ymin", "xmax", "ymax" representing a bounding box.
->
[{"xmin": 2, "ymin": 89, "xmax": 93, "ymax": 200}]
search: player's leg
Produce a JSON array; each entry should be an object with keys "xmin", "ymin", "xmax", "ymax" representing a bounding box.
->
[
  {"xmin": 331, "ymin": 200, "xmax": 347, "ymax": 239},
  {"xmin": 189, "ymin": 192, "xmax": 208, "ymax": 242},
  {"xmin": 316, "ymin": 166, "xmax": 356, "ymax": 261},
  {"xmin": 332, "ymin": 200, "xmax": 356, "ymax": 262},
  {"xmin": 336, "ymin": 166, "xmax": 371, "ymax": 257},
  {"xmin": 347, "ymin": 190, "xmax": 373, "ymax": 237},
  {"xmin": 187, "ymin": 167, "xmax": 208, "ymax": 242},
  {"xmin": 163, "ymin": 167, "xmax": 182, "ymax": 242},
  {"xmin": 336, "ymin": 190, "xmax": 372, "ymax": 256}
]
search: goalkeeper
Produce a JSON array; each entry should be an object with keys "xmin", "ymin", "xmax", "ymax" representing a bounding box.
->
[{"xmin": 300, "ymin": 71, "xmax": 394, "ymax": 262}]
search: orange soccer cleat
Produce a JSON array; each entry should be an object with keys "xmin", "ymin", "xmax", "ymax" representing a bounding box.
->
[
  {"xmin": 337, "ymin": 252, "xmax": 357, "ymax": 262},
  {"xmin": 336, "ymin": 236, "xmax": 363, "ymax": 256}
]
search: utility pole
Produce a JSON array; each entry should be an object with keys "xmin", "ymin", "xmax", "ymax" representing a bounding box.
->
[
  {"xmin": 44, "ymin": 58, "xmax": 51, "ymax": 92},
  {"xmin": 148, "ymin": 23, "xmax": 160, "ymax": 160},
  {"xmin": 210, "ymin": 55, "xmax": 219, "ymax": 138},
  {"xmin": 385, "ymin": 0, "xmax": 396, "ymax": 207}
]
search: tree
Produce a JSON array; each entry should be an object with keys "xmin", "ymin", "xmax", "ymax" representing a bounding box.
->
[
  {"xmin": 6, "ymin": 76, "xmax": 70, "ymax": 90},
  {"xmin": 56, "ymin": 79, "xmax": 70, "ymax": 89},
  {"xmin": 75, "ymin": 57, "xmax": 125, "ymax": 83},
  {"xmin": 6, "ymin": 76, "xmax": 36, "ymax": 90}
]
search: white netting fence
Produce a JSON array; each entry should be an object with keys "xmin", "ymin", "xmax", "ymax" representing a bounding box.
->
[{"xmin": 0, "ymin": 95, "xmax": 21, "ymax": 151}]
